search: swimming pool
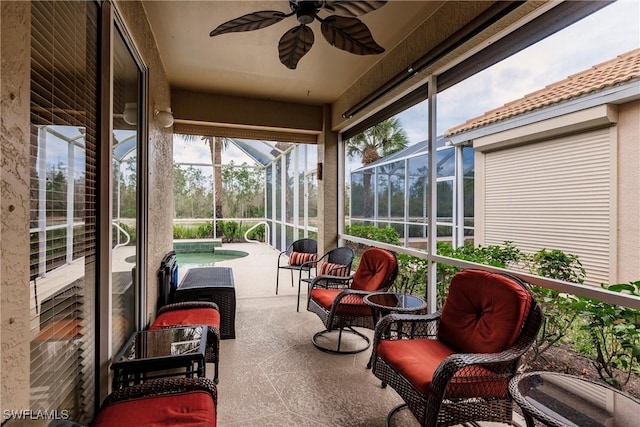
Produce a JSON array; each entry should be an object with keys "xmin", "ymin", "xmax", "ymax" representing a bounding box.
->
[
  {"xmin": 176, "ymin": 250, "xmax": 248, "ymax": 269},
  {"xmin": 124, "ymin": 249, "xmax": 248, "ymax": 268}
]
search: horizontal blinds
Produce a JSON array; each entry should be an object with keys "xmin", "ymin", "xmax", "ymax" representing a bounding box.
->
[
  {"xmin": 30, "ymin": 1, "xmax": 98, "ymax": 423},
  {"xmin": 483, "ymin": 129, "xmax": 611, "ymax": 285}
]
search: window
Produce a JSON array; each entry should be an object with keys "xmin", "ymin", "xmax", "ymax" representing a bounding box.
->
[{"xmin": 29, "ymin": 1, "xmax": 98, "ymax": 422}]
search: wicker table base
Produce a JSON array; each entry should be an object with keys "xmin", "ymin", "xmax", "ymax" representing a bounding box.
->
[{"xmin": 174, "ymin": 267, "xmax": 236, "ymax": 339}]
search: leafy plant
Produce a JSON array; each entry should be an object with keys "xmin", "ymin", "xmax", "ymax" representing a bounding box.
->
[
  {"xmin": 218, "ymin": 220, "xmax": 243, "ymax": 242},
  {"xmin": 245, "ymin": 223, "xmax": 265, "ymax": 241},
  {"xmin": 393, "ymin": 253, "xmax": 428, "ymax": 296},
  {"xmin": 527, "ymin": 249, "xmax": 586, "ymax": 363},
  {"xmin": 345, "ymin": 224, "xmax": 400, "ymax": 245},
  {"xmin": 580, "ymin": 281, "xmax": 640, "ymax": 388}
]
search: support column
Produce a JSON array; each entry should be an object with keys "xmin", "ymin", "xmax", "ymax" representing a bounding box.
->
[{"xmin": 318, "ymin": 105, "xmax": 338, "ymax": 254}]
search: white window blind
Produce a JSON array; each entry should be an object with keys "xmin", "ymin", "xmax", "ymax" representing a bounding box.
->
[{"xmin": 30, "ymin": 1, "xmax": 98, "ymax": 423}]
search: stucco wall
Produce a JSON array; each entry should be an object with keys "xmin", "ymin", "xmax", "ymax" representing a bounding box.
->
[
  {"xmin": 114, "ymin": 0, "xmax": 173, "ymax": 327},
  {"xmin": 0, "ymin": 0, "xmax": 32, "ymax": 414},
  {"xmin": 616, "ymin": 99, "xmax": 640, "ymax": 283}
]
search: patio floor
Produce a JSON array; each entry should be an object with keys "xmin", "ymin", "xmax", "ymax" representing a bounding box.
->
[{"xmin": 200, "ymin": 242, "xmax": 524, "ymax": 427}]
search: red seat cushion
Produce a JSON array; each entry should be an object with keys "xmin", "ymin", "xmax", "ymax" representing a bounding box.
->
[
  {"xmin": 377, "ymin": 339, "xmax": 508, "ymax": 398},
  {"xmin": 438, "ymin": 270, "xmax": 531, "ymax": 354},
  {"xmin": 319, "ymin": 262, "xmax": 350, "ymax": 276},
  {"xmin": 150, "ymin": 308, "xmax": 220, "ymax": 331},
  {"xmin": 288, "ymin": 251, "xmax": 317, "ymax": 266},
  {"xmin": 310, "ymin": 289, "xmax": 372, "ymax": 316},
  {"xmin": 92, "ymin": 390, "xmax": 216, "ymax": 427},
  {"xmin": 351, "ymin": 248, "xmax": 396, "ymax": 292}
]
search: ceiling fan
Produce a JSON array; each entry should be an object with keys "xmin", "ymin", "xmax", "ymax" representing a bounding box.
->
[{"xmin": 209, "ymin": 1, "xmax": 387, "ymax": 70}]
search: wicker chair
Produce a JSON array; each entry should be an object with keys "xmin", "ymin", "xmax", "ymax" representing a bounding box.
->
[
  {"xmin": 275, "ymin": 238, "xmax": 318, "ymax": 296},
  {"xmin": 371, "ymin": 269, "xmax": 544, "ymax": 427},
  {"xmin": 151, "ymin": 252, "xmax": 222, "ymax": 383},
  {"xmin": 297, "ymin": 246, "xmax": 355, "ymax": 312},
  {"xmin": 307, "ymin": 247, "xmax": 398, "ymax": 354},
  {"xmin": 92, "ymin": 377, "xmax": 217, "ymax": 426}
]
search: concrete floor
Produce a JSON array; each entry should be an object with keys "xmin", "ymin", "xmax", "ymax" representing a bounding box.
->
[{"xmin": 204, "ymin": 243, "xmax": 523, "ymax": 427}]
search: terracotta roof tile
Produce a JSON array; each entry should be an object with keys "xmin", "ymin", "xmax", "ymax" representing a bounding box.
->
[{"xmin": 445, "ymin": 48, "xmax": 640, "ymax": 137}]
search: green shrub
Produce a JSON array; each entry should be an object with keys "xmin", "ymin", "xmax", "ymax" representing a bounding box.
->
[
  {"xmin": 219, "ymin": 221, "xmax": 241, "ymax": 242},
  {"xmin": 196, "ymin": 222, "xmax": 213, "ymax": 238},
  {"xmin": 245, "ymin": 223, "xmax": 265, "ymax": 241},
  {"xmin": 579, "ymin": 281, "xmax": 640, "ymax": 388},
  {"xmin": 527, "ymin": 249, "xmax": 586, "ymax": 363},
  {"xmin": 345, "ymin": 224, "xmax": 400, "ymax": 245}
]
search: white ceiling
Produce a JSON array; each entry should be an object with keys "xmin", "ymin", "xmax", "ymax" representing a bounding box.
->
[{"xmin": 141, "ymin": 1, "xmax": 442, "ymax": 105}]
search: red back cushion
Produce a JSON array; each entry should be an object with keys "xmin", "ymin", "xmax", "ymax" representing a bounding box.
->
[
  {"xmin": 319, "ymin": 262, "xmax": 350, "ymax": 277},
  {"xmin": 351, "ymin": 248, "xmax": 397, "ymax": 292},
  {"xmin": 438, "ymin": 270, "xmax": 532, "ymax": 354},
  {"xmin": 288, "ymin": 251, "xmax": 317, "ymax": 266},
  {"xmin": 92, "ymin": 390, "xmax": 216, "ymax": 427}
]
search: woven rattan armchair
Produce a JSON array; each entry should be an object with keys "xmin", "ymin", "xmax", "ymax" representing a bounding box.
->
[
  {"xmin": 150, "ymin": 300, "xmax": 221, "ymax": 383},
  {"xmin": 275, "ymin": 238, "xmax": 318, "ymax": 297},
  {"xmin": 152, "ymin": 252, "xmax": 222, "ymax": 382},
  {"xmin": 92, "ymin": 377, "xmax": 217, "ymax": 426},
  {"xmin": 307, "ymin": 247, "xmax": 398, "ymax": 354},
  {"xmin": 297, "ymin": 246, "xmax": 355, "ymax": 311},
  {"xmin": 371, "ymin": 269, "xmax": 544, "ymax": 427}
]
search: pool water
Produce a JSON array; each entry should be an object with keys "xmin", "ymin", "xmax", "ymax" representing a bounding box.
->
[
  {"xmin": 175, "ymin": 250, "xmax": 248, "ymax": 268},
  {"xmin": 124, "ymin": 250, "xmax": 248, "ymax": 268}
]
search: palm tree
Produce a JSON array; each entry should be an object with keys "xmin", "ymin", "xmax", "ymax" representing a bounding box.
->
[
  {"xmin": 346, "ymin": 117, "xmax": 409, "ymax": 165},
  {"xmin": 345, "ymin": 117, "xmax": 409, "ymax": 219},
  {"xmin": 203, "ymin": 136, "xmax": 229, "ymax": 220}
]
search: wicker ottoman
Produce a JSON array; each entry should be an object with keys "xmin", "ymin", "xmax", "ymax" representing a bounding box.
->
[{"xmin": 174, "ymin": 267, "xmax": 236, "ymax": 339}]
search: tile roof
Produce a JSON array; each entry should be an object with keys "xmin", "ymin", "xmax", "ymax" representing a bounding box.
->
[{"xmin": 445, "ymin": 48, "xmax": 640, "ymax": 137}]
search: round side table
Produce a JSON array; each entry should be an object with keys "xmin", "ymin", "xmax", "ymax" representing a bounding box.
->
[{"xmin": 509, "ymin": 371, "xmax": 640, "ymax": 427}]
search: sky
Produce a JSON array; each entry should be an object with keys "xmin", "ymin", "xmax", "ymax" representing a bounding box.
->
[{"xmin": 174, "ymin": 1, "xmax": 640, "ymax": 175}]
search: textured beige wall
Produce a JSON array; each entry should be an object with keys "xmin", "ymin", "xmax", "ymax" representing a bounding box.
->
[
  {"xmin": 616, "ymin": 100, "xmax": 640, "ymax": 283},
  {"xmin": 114, "ymin": 0, "xmax": 173, "ymax": 327},
  {"xmin": 0, "ymin": 0, "xmax": 32, "ymax": 414}
]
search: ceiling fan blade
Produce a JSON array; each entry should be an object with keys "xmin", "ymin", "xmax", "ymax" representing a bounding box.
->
[
  {"xmin": 323, "ymin": 1, "xmax": 387, "ymax": 17},
  {"xmin": 278, "ymin": 25, "xmax": 315, "ymax": 69},
  {"xmin": 210, "ymin": 11, "xmax": 287, "ymax": 37},
  {"xmin": 321, "ymin": 16, "xmax": 384, "ymax": 55}
]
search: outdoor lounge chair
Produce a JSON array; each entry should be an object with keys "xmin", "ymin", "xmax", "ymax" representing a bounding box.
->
[
  {"xmin": 92, "ymin": 377, "xmax": 217, "ymax": 426},
  {"xmin": 296, "ymin": 246, "xmax": 355, "ymax": 312},
  {"xmin": 370, "ymin": 269, "xmax": 543, "ymax": 427},
  {"xmin": 307, "ymin": 247, "xmax": 398, "ymax": 354},
  {"xmin": 275, "ymin": 238, "xmax": 318, "ymax": 296}
]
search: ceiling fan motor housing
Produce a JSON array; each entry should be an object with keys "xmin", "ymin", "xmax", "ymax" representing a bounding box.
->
[{"xmin": 295, "ymin": 1, "xmax": 320, "ymax": 25}]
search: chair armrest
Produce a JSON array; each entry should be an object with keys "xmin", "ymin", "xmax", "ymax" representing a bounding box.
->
[
  {"xmin": 157, "ymin": 301, "xmax": 219, "ymax": 315},
  {"xmin": 372, "ymin": 313, "xmax": 440, "ymax": 349},
  {"xmin": 426, "ymin": 349, "xmax": 523, "ymax": 405},
  {"xmin": 103, "ymin": 377, "xmax": 217, "ymax": 406},
  {"xmin": 309, "ymin": 273, "xmax": 354, "ymax": 290}
]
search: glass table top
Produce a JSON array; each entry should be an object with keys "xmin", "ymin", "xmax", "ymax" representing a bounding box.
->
[
  {"xmin": 114, "ymin": 326, "xmax": 205, "ymax": 363},
  {"xmin": 364, "ymin": 292, "xmax": 427, "ymax": 313},
  {"xmin": 511, "ymin": 372, "xmax": 640, "ymax": 427}
]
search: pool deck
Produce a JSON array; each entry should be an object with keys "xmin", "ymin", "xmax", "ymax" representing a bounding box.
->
[{"xmin": 187, "ymin": 242, "xmax": 523, "ymax": 427}]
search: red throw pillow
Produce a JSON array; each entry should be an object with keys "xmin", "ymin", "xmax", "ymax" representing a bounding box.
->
[
  {"xmin": 288, "ymin": 251, "xmax": 317, "ymax": 266},
  {"xmin": 319, "ymin": 262, "xmax": 350, "ymax": 276}
]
